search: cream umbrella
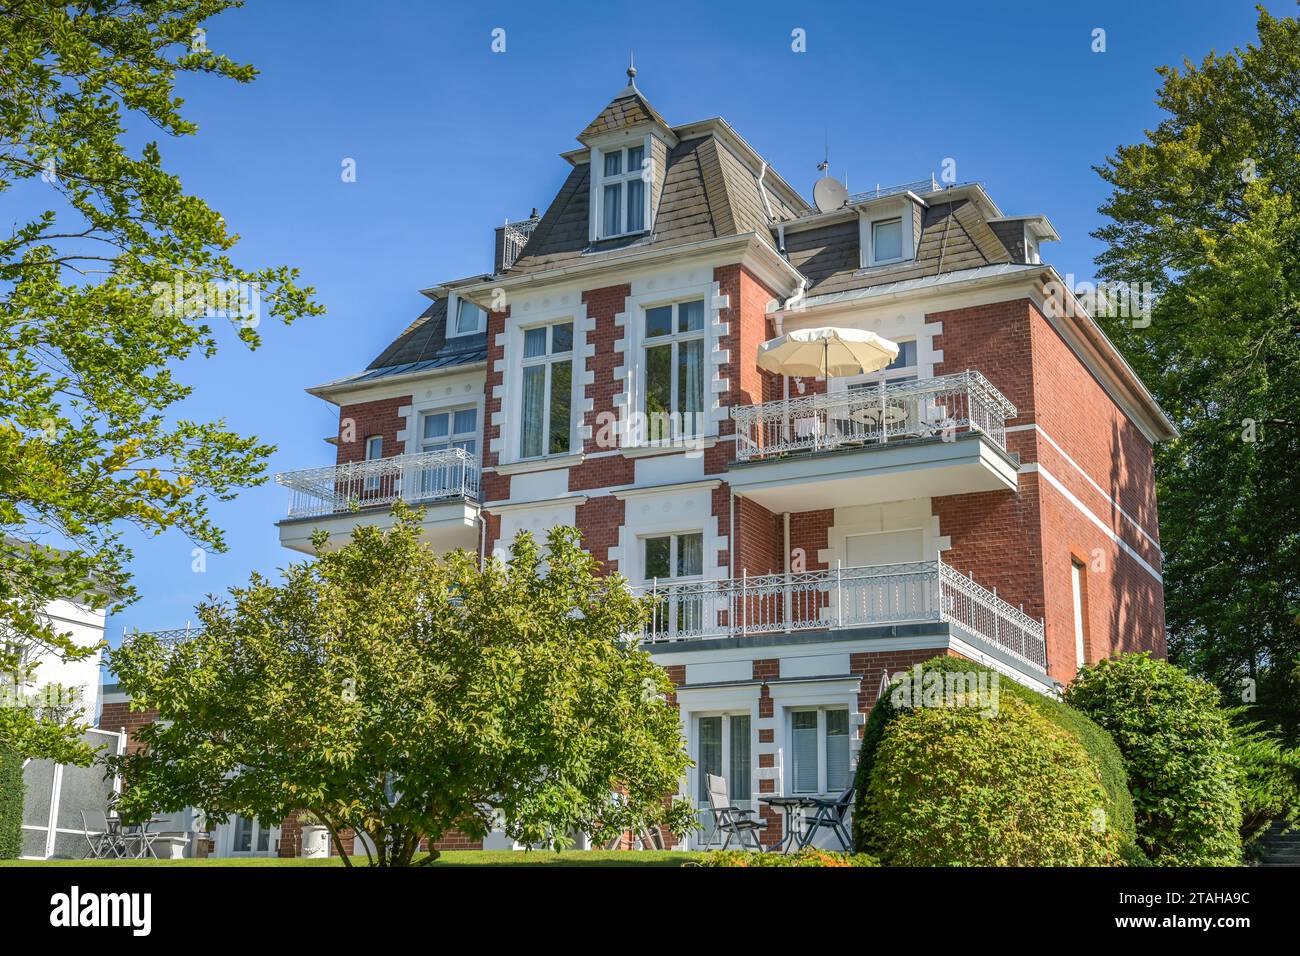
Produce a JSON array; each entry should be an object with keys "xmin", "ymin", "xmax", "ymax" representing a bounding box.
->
[{"xmin": 756, "ymin": 326, "xmax": 899, "ymax": 379}]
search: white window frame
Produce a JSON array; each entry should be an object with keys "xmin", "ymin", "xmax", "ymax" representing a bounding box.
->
[
  {"xmin": 363, "ymin": 435, "xmax": 383, "ymax": 491},
  {"xmin": 517, "ymin": 320, "xmax": 575, "ymax": 460},
  {"xmin": 859, "ymin": 201, "xmax": 916, "ymax": 268},
  {"xmin": 641, "ymin": 530, "xmax": 704, "ymax": 584},
  {"xmin": 446, "ymin": 293, "xmax": 485, "ymax": 338},
  {"xmin": 640, "ymin": 298, "xmax": 707, "ymax": 442},
  {"xmin": 788, "ymin": 706, "xmax": 852, "ymax": 796},
  {"xmin": 217, "ymin": 814, "xmax": 280, "ymax": 857},
  {"xmin": 420, "ymin": 405, "xmax": 479, "ymax": 456},
  {"xmin": 1071, "ymin": 559, "xmax": 1088, "ymax": 671},
  {"xmin": 840, "ymin": 337, "xmax": 919, "ymax": 390},
  {"xmin": 694, "ymin": 711, "xmax": 753, "ymax": 827},
  {"xmin": 592, "ymin": 135, "xmax": 653, "ymax": 241}
]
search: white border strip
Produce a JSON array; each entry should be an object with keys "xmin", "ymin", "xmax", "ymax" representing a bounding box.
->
[
  {"xmin": 1007, "ymin": 423, "xmax": 1160, "ymax": 549},
  {"xmin": 1022, "ymin": 462, "xmax": 1162, "ymax": 583}
]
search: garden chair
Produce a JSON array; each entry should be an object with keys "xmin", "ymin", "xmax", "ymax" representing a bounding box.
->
[
  {"xmin": 798, "ymin": 783, "xmax": 855, "ymax": 851},
  {"xmin": 705, "ymin": 773, "xmax": 764, "ymax": 850},
  {"xmin": 80, "ymin": 809, "xmax": 122, "ymax": 859}
]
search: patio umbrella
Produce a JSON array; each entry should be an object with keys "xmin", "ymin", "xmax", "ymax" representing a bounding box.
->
[{"xmin": 756, "ymin": 326, "xmax": 899, "ymax": 379}]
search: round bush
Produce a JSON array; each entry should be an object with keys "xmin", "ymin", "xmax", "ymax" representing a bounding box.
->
[
  {"xmin": 866, "ymin": 694, "xmax": 1117, "ymax": 865},
  {"xmin": 0, "ymin": 750, "xmax": 23, "ymax": 860},
  {"xmin": 1065, "ymin": 653, "xmax": 1242, "ymax": 866},
  {"xmin": 854, "ymin": 656, "xmax": 1142, "ymax": 864}
]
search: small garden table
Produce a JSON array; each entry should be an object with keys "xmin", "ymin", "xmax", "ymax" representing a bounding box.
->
[{"xmin": 759, "ymin": 796, "xmax": 817, "ymax": 853}]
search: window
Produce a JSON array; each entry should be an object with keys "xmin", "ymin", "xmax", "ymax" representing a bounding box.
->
[
  {"xmin": 421, "ymin": 406, "xmax": 478, "ymax": 458},
  {"xmin": 1071, "ymin": 560, "xmax": 1088, "ymax": 671},
  {"xmin": 872, "ymin": 217, "xmax": 903, "ymax": 261},
  {"xmin": 363, "ymin": 435, "xmax": 382, "ymax": 491},
  {"xmin": 790, "ymin": 707, "xmax": 851, "ymax": 794},
  {"xmin": 452, "ymin": 297, "xmax": 484, "ymax": 336},
  {"xmin": 847, "ymin": 339, "xmax": 918, "ymax": 390},
  {"xmin": 228, "ymin": 815, "xmax": 276, "ymax": 856},
  {"xmin": 643, "ymin": 299, "xmax": 705, "ymax": 441},
  {"xmin": 645, "ymin": 531, "xmax": 704, "ymax": 639},
  {"xmin": 644, "ymin": 531, "xmax": 703, "ymax": 581},
  {"xmin": 519, "ymin": 322, "xmax": 573, "ymax": 458},
  {"xmin": 597, "ymin": 143, "xmax": 647, "ymax": 239}
]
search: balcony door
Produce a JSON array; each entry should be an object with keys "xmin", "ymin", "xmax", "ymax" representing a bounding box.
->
[
  {"xmin": 695, "ymin": 713, "xmax": 751, "ymax": 845},
  {"xmin": 219, "ymin": 814, "xmax": 280, "ymax": 858},
  {"xmin": 842, "ymin": 529, "xmax": 928, "ymax": 626},
  {"xmin": 418, "ymin": 406, "xmax": 477, "ymax": 498}
]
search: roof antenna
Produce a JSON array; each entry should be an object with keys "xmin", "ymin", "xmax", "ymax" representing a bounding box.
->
[
  {"xmin": 817, "ymin": 128, "xmax": 829, "ymax": 174},
  {"xmin": 627, "ymin": 52, "xmax": 637, "ymax": 90}
]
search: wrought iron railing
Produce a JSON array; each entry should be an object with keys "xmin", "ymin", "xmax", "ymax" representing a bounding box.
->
[
  {"xmin": 502, "ymin": 213, "xmax": 540, "ymax": 271},
  {"xmin": 123, "ymin": 624, "xmax": 203, "ymax": 649},
  {"xmin": 847, "ymin": 175, "xmax": 939, "ymax": 204},
  {"xmin": 275, "ymin": 447, "xmax": 480, "ymax": 519},
  {"xmin": 632, "ymin": 558, "xmax": 1046, "ymax": 672},
  {"xmin": 730, "ymin": 370, "xmax": 1016, "ymax": 463}
]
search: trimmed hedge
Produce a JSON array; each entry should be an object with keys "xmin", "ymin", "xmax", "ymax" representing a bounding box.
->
[
  {"xmin": 867, "ymin": 694, "xmax": 1118, "ymax": 865},
  {"xmin": 698, "ymin": 848, "xmax": 878, "ymax": 867},
  {"xmin": 1066, "ymin": 653, "xmax": 1242, "ymax": 866},
  {"xmin": 0, "ymin": 750, "xmax": 23, "ymax": 860},
  {"xmin": 854, "ymin": 655, "xmax": 1143, "ymax": 865}
]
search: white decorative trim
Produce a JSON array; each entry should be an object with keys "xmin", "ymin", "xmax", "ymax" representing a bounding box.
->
[
  {"xmin": 1021, "ymin": 462, "xmax": 1162, "ymax": 583},
  {"xmin": 1006, "ymin": 423, "xmax": 1160, "ymax": 549}
]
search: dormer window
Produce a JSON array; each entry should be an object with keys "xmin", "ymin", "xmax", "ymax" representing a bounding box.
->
[
  {"xmin": 449, "ymin": 294, "xmax": 485, "ymax": 337},
  {"xmin": 860, "ymin": 202, "xmax": 916, "ymax": 269},
  {"xmin": 595, "ymin": 141, "xmax": 649, "ymax": 239}
]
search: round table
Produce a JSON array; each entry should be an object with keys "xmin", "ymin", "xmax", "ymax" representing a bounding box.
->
[
  {"xmin": 758, "ymin": 796, "xmax": 817, "ymax": 852},
  {"xmin": 847, "ymin": 402, "xmax": 908, "ymax": 426}
]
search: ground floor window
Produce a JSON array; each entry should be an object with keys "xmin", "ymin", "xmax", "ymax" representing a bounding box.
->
[{"xmin": 789, "ymin": 707, "xmax": 850, "ymax": 794}]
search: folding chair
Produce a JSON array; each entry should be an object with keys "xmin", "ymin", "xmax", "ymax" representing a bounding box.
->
[
  {"xmin": 798, "ymin": 783, "xmax": 855, "ymax": 851},
  {"xmin": 81, "ymin": 809, "xmax": 122, "ymax": 859},
  {"xmin": 705, "ymin": 773, "xmax": 764, "ymax": 850}
]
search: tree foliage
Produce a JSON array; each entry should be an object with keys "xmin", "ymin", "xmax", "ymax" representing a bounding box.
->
[
  {"xmin": 0, "ymin": 1, "xmax": 322, "ymax": 757},
  {"xmin": 1091, "ymin": 5, "xmax": 1300, "ymax": 736},
  {"xmin": 108, "ymin": 508, "xmax": 694, "ymax": 866}
]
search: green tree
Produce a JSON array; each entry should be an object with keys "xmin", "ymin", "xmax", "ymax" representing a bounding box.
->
[
  {"xmin": 0, "ymin": 1, "xmax": 321, "ymax": 760},
  {"xmin": 108, "ymin": 508, "xmax": 695, "ymax": 867},
  {"xmin": 1091, "ymin": 5, "xmax": 1300, "ymax": 736}
]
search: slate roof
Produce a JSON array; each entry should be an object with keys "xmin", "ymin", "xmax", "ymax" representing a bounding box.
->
[
  {"xmin": 504, "ymin": 134, "xmax": 806, "ymax": 276},
  {"xmin": 786, "ymin": 195, "xmax": 1019, "ymax": 298},
  {"xmin": 578, "ymin": 85, "xmax": 672, "ymax": 143}
]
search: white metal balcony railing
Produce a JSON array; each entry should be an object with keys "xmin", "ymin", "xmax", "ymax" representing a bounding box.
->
[
  {"xmin": 501, "ymin": 213, "xmax": 540, "ymax": 271},
  {"xmin": 132, "ymin": 563, "xmax": 1046, "ymax": 672},
  {"xmin": 275, "ymin": 447, "xmax": 480, "ymax": 520},
  {"xmin": 633, "ymin": 559, "xmax": 1047, "ymax": 672},
  {"xmin": 846, "ymin": 174, "xmax": 940, "ymax": 204},
  {"xmin": 730, "ymin": 371, "xmax": 1017, "ymax": 463}
]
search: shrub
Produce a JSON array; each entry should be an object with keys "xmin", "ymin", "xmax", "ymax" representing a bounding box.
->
[
  {"xmin": 697, "ymin": 848, "xmax": 878, "ymax": 867},
  {"xmin": 0, "ymin": 750, "xmax": 23, "ymax": 859},
  {"xmin": 866, "ymin": 694, "xmax": 1118, "ymax": 865},
  {"xmin": 1227, "ymin": 713, "xmax": 1300, "ymax": 849},
  {"xmin": 854, "ymin": 656, "xmax": 1141, "ymax": 863},
  {"xmin": 1066, "ymin": 653, "xmax": 1241, "ymax": 866}
]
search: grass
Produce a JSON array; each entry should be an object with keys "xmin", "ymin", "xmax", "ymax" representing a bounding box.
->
[{"xmin": 1, "ymin": 849, "xmax": 704, "ymax": 868}]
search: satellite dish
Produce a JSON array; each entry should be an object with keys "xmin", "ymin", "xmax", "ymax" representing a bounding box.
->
[{"xmin": 813, "ymin": 176, "xmax": 849, "ymax": 213}]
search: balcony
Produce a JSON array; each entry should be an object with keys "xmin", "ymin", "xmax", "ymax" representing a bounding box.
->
[
  {"xmin": 634, "ymin": 559, "xmax": 1047, "ymax": 675},
  {"xmin": 726, "ymin": 371, "xmax": 1020, "ymax": 511},
  {"xmin": 274, "ymin": 448, "xmax": 481, "ymax": 555}
]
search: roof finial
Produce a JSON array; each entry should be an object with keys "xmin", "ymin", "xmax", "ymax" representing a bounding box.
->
[{"xmin": 627, "ymin": 52, "xmax": 637, "ymax": 89}]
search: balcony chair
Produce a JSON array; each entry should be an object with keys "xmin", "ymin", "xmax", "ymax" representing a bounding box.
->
[
  {"xmin": 80, "ymin": 809, "xmax": 123, "ymax": 859},
  {"xmin": 798, "ymin": 783, "xmax": 855, "ymax": 851},
  {"xmin": 704, "ymin": 773, "xmax": 764, "ymax": 851}
]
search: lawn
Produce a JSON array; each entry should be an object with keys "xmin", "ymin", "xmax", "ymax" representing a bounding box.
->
[{"xmin": 1, "ymin": 850, "xmax": 704, "ymax": 867}]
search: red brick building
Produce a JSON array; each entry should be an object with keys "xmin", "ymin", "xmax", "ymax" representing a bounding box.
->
[{"xmin": 136, "ymin": 71, "xmax": 1176, "ymax": 854}]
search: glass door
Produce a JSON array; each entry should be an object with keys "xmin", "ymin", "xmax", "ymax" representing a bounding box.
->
[{"xmin": 696, "ymin": 713, "xmax": 751, "ymax": 845}]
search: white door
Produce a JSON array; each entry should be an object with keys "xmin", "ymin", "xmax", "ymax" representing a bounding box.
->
[
  {"xmin": 842, "ymin": 529, "xmax": 927, "ymax": 625},
  {"xmin": 845, "ymin": 529, "xmax": 923, "ymax": 567}
]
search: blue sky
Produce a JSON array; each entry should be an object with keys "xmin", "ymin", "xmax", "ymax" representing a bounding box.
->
[{"xmin": 86, "ymin": 0, "xmax": 1271, "ymax": 649}]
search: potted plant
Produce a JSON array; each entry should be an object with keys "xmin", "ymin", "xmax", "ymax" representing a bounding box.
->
[{"xmin": 297, "ymin": 812, "xmax": 330, "ymax": 859}]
